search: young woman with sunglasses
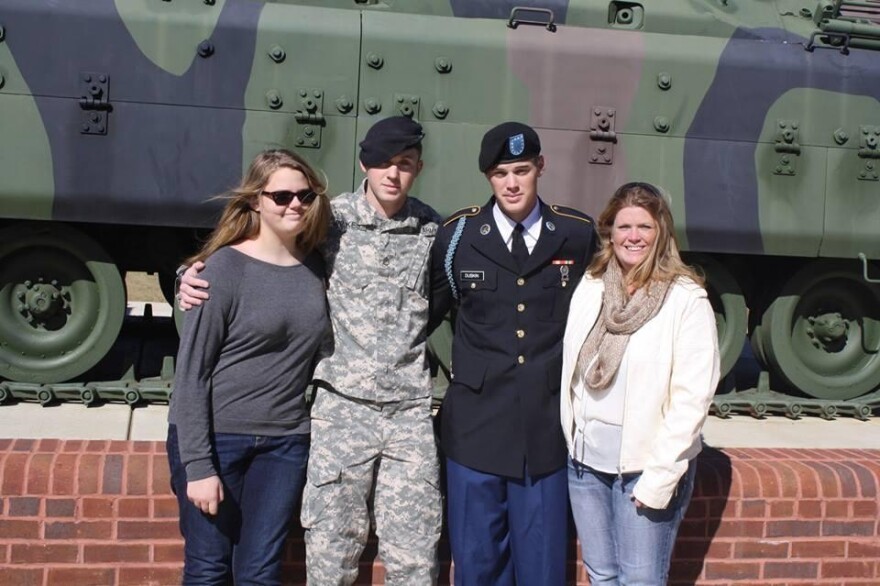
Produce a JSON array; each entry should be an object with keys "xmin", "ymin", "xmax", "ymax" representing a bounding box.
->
[
  {"xmin": 167, "ymin": 149, "xmax": 331, "ymax": 585},
  {"xmin": 560, "ymin": 182, "xmax": 720, "ymax": 584}
]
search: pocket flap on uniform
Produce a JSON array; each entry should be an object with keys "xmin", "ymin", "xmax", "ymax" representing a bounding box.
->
[
  {"xmin": 451, "ymin": 346, "xmax": 488, "ymax": 390},
  {"xmin": 300, "ymin": 459, "xmax": 343, "ymax": 528},
  {"xmin": 308, "ymin": 460, "xmax": 343, "ymax": 488},
  {"xmin": 330, "ymin": 271, "xmax": 368, "ymax": 292},
  {"xmin": 542, "ymin": 266, "xmax": 570, "ymax": 288},
  {"xmin": 404, "ymin": 235, "xmax": 432, "ymax": 291}
]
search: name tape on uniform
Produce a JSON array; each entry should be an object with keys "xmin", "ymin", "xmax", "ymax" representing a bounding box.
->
[{"xmin": 460, "ymin": 270, "xmax": 485, "ymax": 281}]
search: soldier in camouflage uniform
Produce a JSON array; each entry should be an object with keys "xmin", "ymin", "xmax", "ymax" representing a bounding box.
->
[
  {"xmin": 301, "ymin": 117, "xmax": 442, "ymax": 585},
  {"xmin": 179, "ymin": 116, "xmax": 442, "ymax": 586}
]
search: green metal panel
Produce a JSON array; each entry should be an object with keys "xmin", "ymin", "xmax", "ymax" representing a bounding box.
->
[
  {"xmin": 754, "ymin": 142, "xmax": 826, "ymax": 256},
  {"xmin": 759, "ymin": 89, "xmax": 880, "ymax": 257},
  {"xmin": 495, "ymin": 23, "xmax": 643, "ymax": 215},
  {"xmin": 0, "ymin": 38, "xmax": 53, "ymax": 221},
  {"xmin": 1, "ymin": 0, "xmax": 879, "ymax": 404},
  {"xmin": 358, "ymin": 10, "xmax": 530, "ymax": 201},
  {"xmin": 762, "ymin": 89, "xmax": 873, "ymax": 150},
  {"xmin": 778, "ymin": 90, "xmax": 880, "ymax": 258},
  {"xmin": 243, "ymin": 111, "xmax": 358, "ymax": 195},
  {"xmin": 242, "ymin": 3, "xmax": 361, "ymax": 187},
  {"xmin": 115, "ymin": 0, "xmax": 227, "ymax": 76},
  {"xmin": 823, "ymin": 147, "xmax": 880, "ymax": 258},
  {"xmin": 495, "ymin": 21, "xmax": 726, "ymax": 227},
  {"xmin": 777, "ymin": 0, "xmax": 826, "ymax": 38},
  {"xmin": 360, "ymin": 11, "xmax": 530, "ymax": 124},
  {"xmin": 272, "ymin": 0, "xmax": 455, "ymax": 17},
  {"xmin": 243, "ymin": 4, "xmax": 361, "ymax": 114},
  {"xmin": 621, "ymin": 29, "xmax": 730, "ymax": 249},
  {"xmin": 565, "ymin": 0, "xmax": 778, "ymax": 37},
  {"xmin": 0, "ymin": 97, "xmax": 54, "ymax": 221},
  {"xmin": 625, "ymin": 32, "xmax": 727, "ymax": 139},
  {"xmin": 417, "ymin": 120, "xmax": 495, "ymax": 215}
]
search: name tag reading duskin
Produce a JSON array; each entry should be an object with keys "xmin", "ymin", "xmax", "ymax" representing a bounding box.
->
[{"xmin": 460, "ymin": 270, "xmax": 485, "ymax": 282}]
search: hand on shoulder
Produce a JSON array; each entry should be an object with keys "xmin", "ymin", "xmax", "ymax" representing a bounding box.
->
[{"xmin": 179, "ymin": 261, "xmax": 210, "ymax": 310}]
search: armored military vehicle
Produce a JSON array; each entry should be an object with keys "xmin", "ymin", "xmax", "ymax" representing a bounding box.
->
[{"xmin": 1, "ymin": 0, "xmax": 879, "ymax": 414}]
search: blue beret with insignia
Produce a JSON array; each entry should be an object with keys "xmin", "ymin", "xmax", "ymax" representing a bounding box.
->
[{"xmin": 478, "ymin": 121, "xmax": 542, "ymax": 173}]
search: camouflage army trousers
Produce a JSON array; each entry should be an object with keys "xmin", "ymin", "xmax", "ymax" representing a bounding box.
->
[{"xmin": 301, "ymin": 389, "xmax": 442, "ymax": 586}]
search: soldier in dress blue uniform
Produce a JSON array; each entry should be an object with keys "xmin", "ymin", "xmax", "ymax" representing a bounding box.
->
[{"xmin": 430, "ymin": 122, "xmax": 599, "ymax": 585}]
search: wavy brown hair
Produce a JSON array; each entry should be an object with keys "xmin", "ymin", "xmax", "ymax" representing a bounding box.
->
[
  {"xmin": 186, "ymin": 149, "xmax": 330, "ymax": 265},
  {"xmin": 588, "ymin": 182, "xmax": 703, "ymax": 289}
]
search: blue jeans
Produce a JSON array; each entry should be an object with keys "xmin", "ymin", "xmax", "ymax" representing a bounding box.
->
[
  {"xmin": 167, "ymin": 425, "xmax": 309, "ymax": 586},
  {"xmin": 568, "ymin": 458, "xmax": 696, "ymax": 586}
]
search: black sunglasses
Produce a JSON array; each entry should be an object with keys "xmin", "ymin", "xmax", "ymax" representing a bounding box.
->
[{"xmin": 261, "ymin": 189, "xmax": 318, "ymax": 206}]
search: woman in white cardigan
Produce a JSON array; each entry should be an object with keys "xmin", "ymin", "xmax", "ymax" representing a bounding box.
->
[{"xmin": 561, "ymin": 182, "xmax": 720, "ymax": 585}]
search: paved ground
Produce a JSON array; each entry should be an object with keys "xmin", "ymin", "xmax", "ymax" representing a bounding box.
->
[{"xmin": 126, "ymin": 271, "xmax": 165, "ymax": 303}]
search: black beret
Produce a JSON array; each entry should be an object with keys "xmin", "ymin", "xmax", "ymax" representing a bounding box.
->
[
  {"xmin": 359, "ymin": 116, "xmax": 424, "ymax": 167},
  {"xmin": 478, "ymin": 121, "xmax": 541, "ymax": 173}
]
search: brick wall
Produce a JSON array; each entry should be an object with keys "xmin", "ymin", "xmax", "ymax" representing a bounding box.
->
[
  {"xmin": 673, "ymin": 448, "xmax": 880, "ymax": 585},
  {"xmin": 1, "ymin": 439, "xmax": 878, "ymax": 585}
]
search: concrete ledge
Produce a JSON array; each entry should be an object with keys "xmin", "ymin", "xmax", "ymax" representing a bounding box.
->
[
  {"xmin": 130, "ymin": 406, "xmax": 169, "ymax": 442},
  {"xmin": 0, "ymin": 404, "xmax": 133, "ymax": 441},
  {"xmin": 701, "ymin": 415, "xmax": 880, "ymax": 449},
  {"xmin": 2, "ymin": 403, "xmax": 879, "ymax": 448}
]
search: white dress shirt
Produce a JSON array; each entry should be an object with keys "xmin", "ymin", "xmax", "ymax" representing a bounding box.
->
[{"xmin": 493, "ymin": 201, "xmax": 542, "ymax": 254}]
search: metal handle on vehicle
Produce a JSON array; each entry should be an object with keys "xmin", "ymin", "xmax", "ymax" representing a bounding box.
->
[
  {"xmin": 508, "ymin": 7, "xmax": 557, "ymax": 32},
  {"xmin": 858, "ymin": 253, "xmax": 880, "ymax": 283}
]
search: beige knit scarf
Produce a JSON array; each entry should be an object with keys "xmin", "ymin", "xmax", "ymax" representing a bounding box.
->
[{"xmin": 574, "ymin": 260, "xmax": 672, "ymax": 390}]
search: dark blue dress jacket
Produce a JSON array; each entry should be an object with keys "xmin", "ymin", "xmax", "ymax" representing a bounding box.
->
[{"xmin": 430, "ymin": 198, "xmax": 598, "ymax": 479}]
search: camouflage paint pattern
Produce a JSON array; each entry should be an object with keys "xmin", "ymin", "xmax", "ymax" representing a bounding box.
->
[
  {"xmin": 4, "ymin": 0, "xmax": 875, "ymax": 236},
  {"xmin": 115, "ymin": 0, "xmax": 227, "ymax": 77},
  {"xmin": 2, "ymin": 0, "xmax": 261, "ymax": 227},
  {"xmin": 685, "ymin": 27, "xmax": 880, "ymax": 255},
  {"xmin": 1, "ymin": 0, "xmax": 879, "ymax": 399}
]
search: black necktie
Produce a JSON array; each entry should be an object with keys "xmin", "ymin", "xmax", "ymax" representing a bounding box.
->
[{"xmin": 511, "ymin": 223, "xmax": 529, "ymax": 270}]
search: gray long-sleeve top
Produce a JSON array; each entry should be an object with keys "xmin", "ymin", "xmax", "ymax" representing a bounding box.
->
[{"xmin": 169, "ymin": 246, "xmax": 329, "ymax": 481}]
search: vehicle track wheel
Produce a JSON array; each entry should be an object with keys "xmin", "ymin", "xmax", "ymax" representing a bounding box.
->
[
  {"xmin": 749, "ymin": 323, "xmax": 768, "ymax": 366},
  {"xmin": 690, "ymin": 255, "xmax": 747, "ymax": 380},
  {"xmin": 757, "ymin": 260, "xmax": 880, "ymax": 400},
  {"xmin": 0, "ymin": 223, "xmax": 125, "ymax": 383}
]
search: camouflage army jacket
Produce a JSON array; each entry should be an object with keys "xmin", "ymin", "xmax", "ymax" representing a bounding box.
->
[{"xmin": 313, "ymin": 181, "xmax": 441, "ymax": 402}]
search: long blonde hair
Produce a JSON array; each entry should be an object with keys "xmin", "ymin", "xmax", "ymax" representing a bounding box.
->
[
  {"xmin": 186, "ymin": 149, "xmax": 330, "ymax": 265},
  {"xmin": 588, "ymin": 182, "xmax": 703, "ymax": 289}
]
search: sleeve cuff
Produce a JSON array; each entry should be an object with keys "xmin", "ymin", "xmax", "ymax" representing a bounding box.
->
[{"xmin": 184, "ymin": 458, "xmax": 216, "ymax": 482}]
